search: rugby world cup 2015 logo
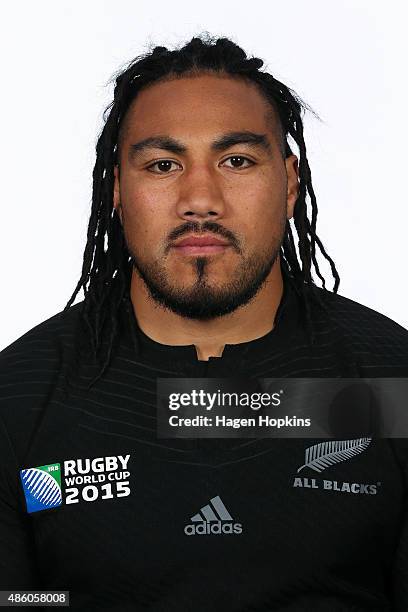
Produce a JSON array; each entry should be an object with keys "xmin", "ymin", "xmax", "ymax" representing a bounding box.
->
[{"xmin": 20, "ymin": 463, "xmax": 62, "ymax": 513}]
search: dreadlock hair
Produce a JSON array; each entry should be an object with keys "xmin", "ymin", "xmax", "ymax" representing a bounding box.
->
[{"xmin": 62, "ymin": 32, "xmax": 340, "ymax": 392}]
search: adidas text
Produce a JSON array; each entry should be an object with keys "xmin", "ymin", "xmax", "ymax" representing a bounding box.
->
[{"xmin": 184, "ymin": 521, "xmax": 243, "ymax": 535}]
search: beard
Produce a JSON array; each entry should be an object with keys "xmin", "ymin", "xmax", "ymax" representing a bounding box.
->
[{"xmin": 124, "ymin": 234, "xmax": 285, "ymax": 321}]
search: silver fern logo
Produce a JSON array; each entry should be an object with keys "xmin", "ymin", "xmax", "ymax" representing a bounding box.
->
[{"xmin": 297, "ymin": 438, "xmax": 372, "ymax": 474}]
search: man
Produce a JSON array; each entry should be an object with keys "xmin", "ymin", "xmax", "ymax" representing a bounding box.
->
[{"xmin": 1, "ymin": 34, "xmax": 408, "ymax": 611}]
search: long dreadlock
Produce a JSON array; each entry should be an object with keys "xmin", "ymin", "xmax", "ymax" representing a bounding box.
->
[{"xmin": 62, "ymin": 33, "xmax": 340, "ymax": 391}]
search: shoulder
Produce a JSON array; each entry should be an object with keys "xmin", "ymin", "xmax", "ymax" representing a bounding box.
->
[
  {"xmin": 313, "ymin": 287, "xmax": 408, "ymax": 341},
  {"xmin": 0, "ymin": 302, "xmax": 83, "ymax": 425},
  {"xmin": 310, "ymin": 286, "xmax": 408, "ymax": 374},
  {"xmin": 0, "ymin": 301, "xmax": 83, "ymax": 365}
]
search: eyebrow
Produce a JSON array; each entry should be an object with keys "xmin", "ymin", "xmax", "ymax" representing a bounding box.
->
[{"xmin": 128, "ymin": 131, "xmax": 272, "ymax": 161}]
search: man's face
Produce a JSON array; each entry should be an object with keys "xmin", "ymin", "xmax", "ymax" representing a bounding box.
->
[{"xmin": 113, "ymin": 73, "xmax": 299, "ymax": 320}]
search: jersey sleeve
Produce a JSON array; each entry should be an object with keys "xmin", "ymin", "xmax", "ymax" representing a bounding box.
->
[{"xmin": 0, "ymin": 414, "xmax": 41, "ymax": 589}]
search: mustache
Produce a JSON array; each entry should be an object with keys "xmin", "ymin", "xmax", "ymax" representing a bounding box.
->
[{"xmin": 168, "ymin": 221, "xmax": 238, "ymax": 248}]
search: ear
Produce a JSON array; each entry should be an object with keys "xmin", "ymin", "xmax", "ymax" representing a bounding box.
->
[
  {"xmin": 113, "ymin": 165, "xmax": 122, "ymax": 223},
  {"xmin": 285, "ymin": 155, "xmax": 299, "ymax": 220}
]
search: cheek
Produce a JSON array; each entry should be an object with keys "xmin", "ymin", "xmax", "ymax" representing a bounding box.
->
[
  {"xmin": 237, "ymin": 169, "xmax": 285, "ymax": 208},
  {"xmin": 121, "ymin": 180, "xmax": 154, "ymax": 223},
  {"xmin": 121, "ymin": 194, "xmax": 167, "ymax": 253},
  {"xmin": 120, "ymin": 202, "xmax": 148, "ymax": 248},
  {"xmin": 235, "ymin": 187, "xmax": 285, "ymax": 237},
  {"xmin": 123, "ymin": 177, "xmax": 172, "ymax": 222}
]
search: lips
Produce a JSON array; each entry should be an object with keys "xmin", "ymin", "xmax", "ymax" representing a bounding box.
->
[{"xmin": 173, "ymin": 235, "xmax": 230, "ymax": 247}]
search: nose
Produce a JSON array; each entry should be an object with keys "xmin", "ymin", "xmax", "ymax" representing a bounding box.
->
[{"xmin": 175, "ymin": 165, "xmax": 226, "ymax": 220}]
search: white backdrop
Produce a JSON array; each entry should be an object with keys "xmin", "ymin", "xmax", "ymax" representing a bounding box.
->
[{"xmin": 1, "ymin": 0, "xmax": 407, "ymax": 350}]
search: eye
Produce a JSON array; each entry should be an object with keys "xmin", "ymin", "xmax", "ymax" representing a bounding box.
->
[
  {"xmin": 221, "ymin": 155, "xmax": 255, "ymax": 169},
  {"xmin": 146, "ymin": 160, "xmax": 182, "ymax": 174},
  {"xmin": 145, "ymin": 155, "xmax": 255, "ymax": 174}
]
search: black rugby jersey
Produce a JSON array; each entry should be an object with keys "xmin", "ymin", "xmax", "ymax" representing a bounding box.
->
[{"xmin": 1, "ymin": 271, "xmax": 408, "ymax": 611}]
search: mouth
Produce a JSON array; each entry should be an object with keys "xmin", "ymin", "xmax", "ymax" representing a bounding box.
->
[
  {"xmin": 171, "ymin": 234, "xmax": 231, "ymax": 256},
  {"xmin": 172, "ymin": 244, "xmax": 230, "ymax": 256}
]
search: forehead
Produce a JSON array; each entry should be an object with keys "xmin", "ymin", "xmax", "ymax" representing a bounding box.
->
[{"xmin": 119, "ymin": 74, "xmax": 277, "ymax": 143}]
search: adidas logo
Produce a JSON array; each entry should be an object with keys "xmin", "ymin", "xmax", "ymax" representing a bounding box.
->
[{"xmin": 184, "ymin": 495, "xmax": 243, "ymax": 536}]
